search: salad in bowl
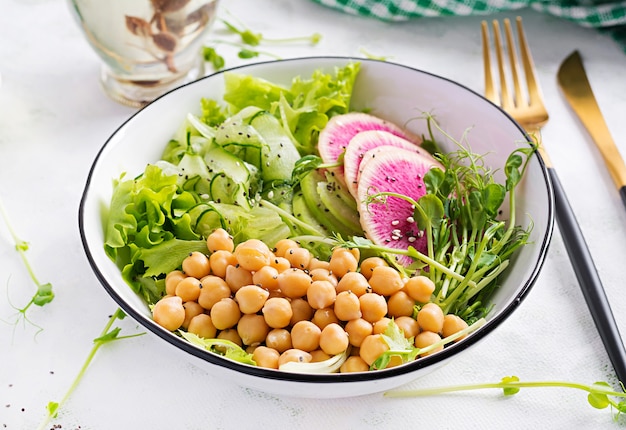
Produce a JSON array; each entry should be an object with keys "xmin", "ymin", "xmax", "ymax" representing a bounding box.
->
[{"xmin": 79, "ymin": 57, "xmax": 554, "ymax": 398}]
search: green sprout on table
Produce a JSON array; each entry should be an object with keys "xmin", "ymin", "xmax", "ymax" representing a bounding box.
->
[
  {"xmin": 0, "ymin": 197, "xmax": 54, "ymax": 335},
  {"xmin": 385, "ymin": 376, "xmax": 626, "ymax": 421},
  {"xmin": 204, "ymin": 12, "xmax": 322, "ymax": 70},
  {"xmin": 37, "ymin": 308, "xmax": 144, "ymax": 430}
]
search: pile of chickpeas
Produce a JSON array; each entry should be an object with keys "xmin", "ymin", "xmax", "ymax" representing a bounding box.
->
[{"xmin": 152, "ymin": 228, "xmax": 469, "ymax": 372}]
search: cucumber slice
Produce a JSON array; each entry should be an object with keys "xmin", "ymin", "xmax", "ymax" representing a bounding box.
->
[
  {"xmin": 300, "ymin": 170, "xmax": 357, "ymax": 238},
  {"xmin": 317, "ymin": 180, "xmax": 361, "ymax": 234},
  {"xmin": 292, "ymin": 190, "xmax": 328, "ymax": 236},
  {"xmin": 250, "ymin": 111, "xmax": 301, "ymax": 183},
  {"xmin": 210, "ymin": 174, "xmax": 249, "ymax": 209},
  {"xmin": 204, "ymin": 145, "xmax": 252, "ymax": 209},
  {"xmin": 323, "ymin": 171, "xmax": 357, "ymax": 212}
]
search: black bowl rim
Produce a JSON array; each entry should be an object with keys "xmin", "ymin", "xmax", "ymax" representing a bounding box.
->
[{"xmin": 78, "ymin": 56, "xmax": 555, "ymax": 386}]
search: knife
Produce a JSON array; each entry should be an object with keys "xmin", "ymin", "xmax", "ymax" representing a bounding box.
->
[
  {"xmin": 556, "ymin": 51, "xmax": 626, "ymax": 386},
  {"xmin": 557, "ymin": 50, "xmax": 626, "ymax": 210}
]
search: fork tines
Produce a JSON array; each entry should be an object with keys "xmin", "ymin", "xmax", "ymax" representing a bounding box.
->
[{"xmin": 481, "ymin": 17, "xmax": 540, "ymax": 112}]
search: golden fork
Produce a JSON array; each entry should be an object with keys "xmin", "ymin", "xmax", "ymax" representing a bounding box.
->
[{"xmin": 481, "ymin": 16, "xmax": 626, "ymax": 386}]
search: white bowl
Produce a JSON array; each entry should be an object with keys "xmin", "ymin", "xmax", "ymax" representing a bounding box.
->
[{"xmin": 79, "ymin": 57, "xmax": 554, "ymax": 398}]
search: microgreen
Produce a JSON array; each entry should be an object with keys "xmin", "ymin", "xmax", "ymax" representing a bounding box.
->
[
  {"xmin": 0, "ymin": 197, "xmax": 54, "ymax": 335},
  {"xmin": 204, "ymin": 13, "xmax": 322, "ymax": 70},
  {"xmin": 37, "ymin": 308, "xmax": 144, "ymax": 430},
  {"xmin": 337, "ymin": 115, "xmax": 537, "ymax": 322},
  {"xmin": 385, "ymin": 376, "xmax": 626, "ymax": 421},
  {"xmin": 358, "ymin": 47, "xmax": 392, "ymax": 61},
  {"xmin": 371, "ymin": 318, "xmax": 485, "ymax": 370}
]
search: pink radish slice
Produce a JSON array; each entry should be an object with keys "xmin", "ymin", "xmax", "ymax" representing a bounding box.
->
[
  {"xmin": 357, "ymin": 148, "xmax": 439, "ymax": 267},
  {"xmin": 344, "ymin": 130, "xmax": 438, "ymax": 198},
  {"xmin": 317, "ymin": 112, "xmax": 421, "ymax": 183}
]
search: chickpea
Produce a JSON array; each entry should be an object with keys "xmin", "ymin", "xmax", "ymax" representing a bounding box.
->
[
  {"xmin": 414, "ymin": 331, "xmax": 443, "ymax": 357},
  {"xmin": 309, "ymin": 268, "xmax": 338, "ymax": 286},
  {"xmin": 262, "ymin": 297, "xmax": 293, "ymax": 328},
  {"xmin": 310, "ymin": 349, "xmax": 331, "ymax": 363},
  {"xmin": 273, "ymin": 239, "xmax": 299, "ymax": 258},
  {"xmin": 206, "ymin": 228, "xmax": 234, "ymax": 253},
  {"xmin": 234, "ymin": 239, "xmax": 272, "ymax": 272},
  {"xmin": 394, "ymin": 316, "xmax": 420, "ymax": 339},
  {"xmin": 404, "ymin": 275, "xmax": 436, "ymax": 303},
  {"xmin": 252, "ymin": 346, "xmax": 280, "ymax": 369},
  {"xmin": 289, "ymin": 297, "xmax": 314, "ymax": 326},
  {"xmin": 335, "ymin": 271, "xmax": 369, "ymax": 296},
  {"xmin": 311, "ymin": 307, "xmax": 339, "ymax": 330},
  {"xmin": 359, "ymin": 292, "xmax": 388, "ymax": 323},
  {"xmin": 235, "ymin": 284, "xmax": 269, "ymax": 314},
  {"xmin": 210, "ymin": 297, "xmax": 241, "ymax": 330},
  {"xmin": 347, "ymin": 247, "xmax": 360, "ymax": 261},
  {"xmin": 209, "ymin": 250, "xmax": 236, "ymax": 278},
  {"xmin": 307, "ymin": 280, "xmax": 336, "ymax": 310},
  {"xmin": 359, "ymin": 257, "xmax": 388, "ymax": 280},
  {"xmin": 319, "ymin": 323, "xmax": 349, "ymax": 356},
  {"xmin": 442, "ymin": 314, "xmax": 469, "ymax": 340},
  {"xmin": 181, "ymin": 301, "xmax": 204, "ymax": 329},
  {"xmin": 217, "ymin": 328, "xmax": 242, "ymax": 346},
  {"xmin": 252, "ymin": 265, "xmax": 280, "ymax": 291},
  {"xmin": 291, "ymin": 320, "xmax": 321, "ymax": 352},
  {"xmin": 417, "ymin": 303, "xmax": 444, "ymax": 333},
  {"xmin": 284, "ymin": 247, "xmax": 312, "ymax": 270},
  {"xmin": 372, "ymin": 317, "xmax": 393, "ymax": 334},
  {"xmin": 340, "ymin": 356, "xmax": 370, "ymax": 373},
  {"xmin": 187, "ymin": 313, "xmax": 217, "ymax": 339},
  {"xmin": 359, "ymin": 334, "xmax": 389, "ymax": 366},
  {"xmin": 368, "ymin": 266, "xmax": 404, "ymax": 296},
  {"xmin": 344, "ymin": 318, "xmax": 373, "ymax": 347},
  {"xmin": 182, "ymin": 251, "xmax": 211, "ymax": 279},
  {"xmin": 165, "ymin": 270, "xmax": 186, "ymax": 296},
  {"xmin": 175, "ymin": 276, "xmax": 202, "ymax": 302},
  {"xmin": 225, "ymin": 264, "xmax": 253, "ymax": 293},
  {"xmin": 265, "ymin": 328, "xmax": 292, "ymax": 353},
  {"xmin": 270, "ymin": 256, "xmax": 291, "ymax": 273},
  {"xmin": 197, "ymin": 275, "xmax": 231, "ymax": 310},
  {"xmin": 276, "ymin": 268, "xmax": 311, "ymax": 299},
  {"xmin": 387, "ymin": 290, "xmax": 416, "ymax": 318},
  {"xmin": 328, "ymin": 248, "xmax": 359, "ymax": 278},
  {"xmin": 333, "ymin": 290, "xmax": 362, "ymax": 321},
  {"xmin": 278, "ymin": 349, "xmax": 312, "ymax": 367},
  {"xmin": 237, "ymin": 314, "xmax": 270, "ymax": 346},
  {"xmin": 307, "ymin": 258, "xmax": 330, "ymax": 271},
  {"xmin": 152, "ymin": 296, "xmax": 185, "ymax": 331}
]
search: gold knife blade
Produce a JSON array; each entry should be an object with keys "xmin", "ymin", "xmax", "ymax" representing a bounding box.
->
[{"xmin": 557, "ymin": 50, "xmax": 626, "ymax": 207}]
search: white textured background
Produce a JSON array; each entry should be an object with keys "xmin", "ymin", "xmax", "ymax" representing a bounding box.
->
[{"xmin": 1, "ymin": 0, "xmax": 626, "ymax": 428}]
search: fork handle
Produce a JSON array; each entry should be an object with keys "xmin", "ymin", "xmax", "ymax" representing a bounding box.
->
[{"xmin": 549, "ymin": 167, "xmax": 626, "ymax": 386}]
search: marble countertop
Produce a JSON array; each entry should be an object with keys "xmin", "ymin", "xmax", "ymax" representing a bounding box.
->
[{"xmin": 2, "ymin": 0, "xmax": 626, "ymax": 428}]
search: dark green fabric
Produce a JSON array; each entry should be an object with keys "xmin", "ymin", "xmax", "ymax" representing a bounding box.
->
[{"xmin": 311, "ymin": 0, "xmax": 626, "ymax": 52}]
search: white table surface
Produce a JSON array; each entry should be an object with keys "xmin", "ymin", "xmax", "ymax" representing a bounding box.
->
[{"xmin": 2, "ymin": 0, "xmax": 626, "ymax": 428}]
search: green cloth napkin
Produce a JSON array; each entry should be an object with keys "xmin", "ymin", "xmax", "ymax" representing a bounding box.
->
[{"xmin": 311, "ymin": 0, "xmax": 626, "ymax": 52}]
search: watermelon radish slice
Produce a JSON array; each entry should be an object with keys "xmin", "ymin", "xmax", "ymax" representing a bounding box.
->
[
  {"xmin": 357, "ymin": 147, "xmax": 440, "ymax": 267},
  {"xmin": 343, "ymin": 130, "xmax": 439, "ymax": 198},
  {"xmin": 317, "ymin": 112, "xmax": 421, "ymax": 184}
]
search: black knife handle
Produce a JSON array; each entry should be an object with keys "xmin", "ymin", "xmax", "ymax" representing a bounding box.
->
[
  {"xmin": 549, "ymin": 168, "xmax": 626, "ymax": 386},
  {"xmin": 620, "ymin": 186, "xmax": 626, "ymax": 213}
]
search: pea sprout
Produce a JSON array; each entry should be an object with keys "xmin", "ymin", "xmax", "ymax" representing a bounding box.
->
[
  {"xmin": 37, "ymin": 309, "xmax": 144, "ymax": 429},
  {"xmin": 385, "ymin": 376, "xmax": 626, "ymax": 421},
  {"xmin": 204, "ymin": 12, "xmax": 322, "ymax": 70},
  {"xmin": 0, "ymin": 196, "xmax": 54, "ymax": 335}
]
